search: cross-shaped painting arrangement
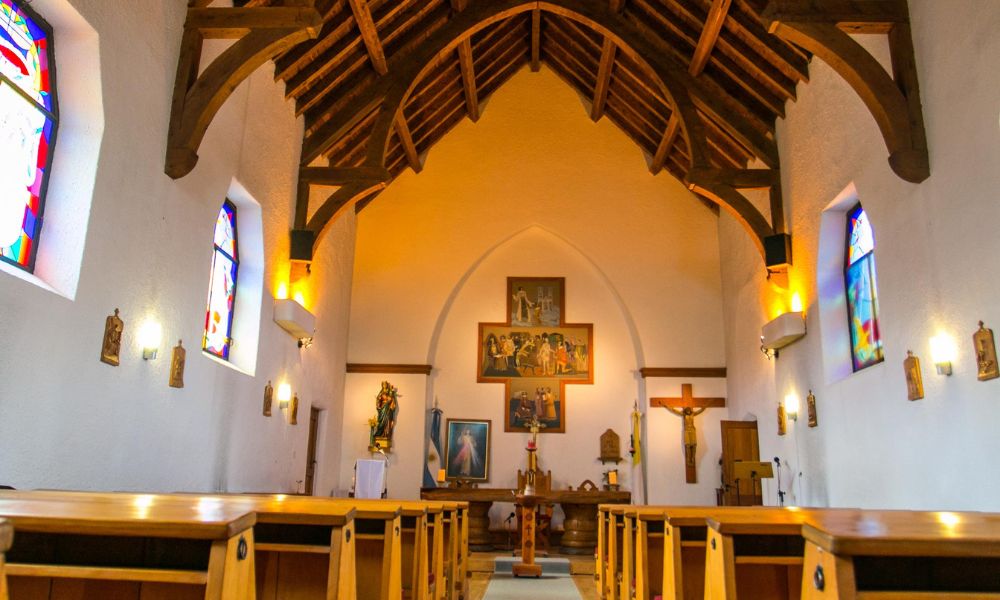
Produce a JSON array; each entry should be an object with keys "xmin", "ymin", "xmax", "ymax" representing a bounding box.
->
[
  {"xmin": 478, "ymin": 277, "xmax": 594, "ymax": 433},
  {"xmin": 651, "ymin": 383, "xmax": 726, "ymax": 483}
]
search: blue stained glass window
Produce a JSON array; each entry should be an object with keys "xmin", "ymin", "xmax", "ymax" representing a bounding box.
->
[
  {"xmin": 204, "ymin": 201, "xmax": 238, "ymax": 360},
  {"xmin": 845, "ymin": 204, "xmax": 884, "ymax": 371},
  {"xmin": 1, "ymin": 0, "xmax": 57, "ymax": 272}
]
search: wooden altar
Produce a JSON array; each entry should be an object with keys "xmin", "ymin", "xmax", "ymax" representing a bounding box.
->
[{"xmin": 420, "ymin": 487, "xmax": 630, "ymax": 554}]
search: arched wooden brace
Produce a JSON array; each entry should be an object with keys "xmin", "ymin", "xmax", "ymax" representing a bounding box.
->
[
  {"xmin": 165, "ymin": 7, "xmax": 322, "ymax": 179},
  {"xmin": 685, "ymin": 174, "xmax": 776, "ymax": 261},
  {"xmin": 763, "ymin": 16, "xmax": 929, "ymax": 183},
  {"xmin": 303, "ymin": 178, "xmax": 389, "ymax": 242}
]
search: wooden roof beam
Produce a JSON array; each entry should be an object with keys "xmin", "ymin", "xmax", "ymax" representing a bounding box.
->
[
  {"xmin": 762, "ymin": 0, "xmax": 928, "ymax": 182},
  {"xmin": 650, "ymin": 114, "xmax": 680, "ymax": 174},
  {"xmin": 689, "ymin": 0, "xmax": 731, "ymax": 76},
  {"xmin": 394, "ymin": 112, "xmax": 423, "ymax": 172},
  {"xmin": 166, "ymin": 6, "xmax": 323, "ymax": 178},
  {"xmin": 590, "ymin": 38, "xmax": 617, "ymax": 121},
  {"xmin": 530, "ymin": 9, "xmax": 542, "ymax": 71},
  {"xmin": 348, "ymin": 0, "xmax": 388, "ymax": 75},
  {"xmin": 763, "ymin": 0, "xmax": 907, "ymax": 33},
  {"xmin": 457, "ymin": 39, "xmax": 481, "ymax": 121}
]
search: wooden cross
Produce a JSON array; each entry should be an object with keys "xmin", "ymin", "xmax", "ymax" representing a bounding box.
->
[{"xmin": 651, "ymin": 383, "xmax": 726, "ymax": 484}]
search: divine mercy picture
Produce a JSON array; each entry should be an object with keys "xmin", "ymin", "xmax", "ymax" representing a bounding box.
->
[{"xmin": 444, "ymin": 419, "xmax": 490, "ymax": 482}]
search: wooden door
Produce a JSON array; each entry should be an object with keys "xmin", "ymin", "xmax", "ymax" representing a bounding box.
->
[
  {"xmin": 719, "ymin": 420, "xmax": 762, "ymax": 505},
  {"xmin": 304, "ymin": 407, "xmax": 321, "ymax": 496}
]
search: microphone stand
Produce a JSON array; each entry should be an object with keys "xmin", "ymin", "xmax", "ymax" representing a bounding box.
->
[{"xmin": 774, "ymin": 457, "xmax": 785, "ymax": 506}]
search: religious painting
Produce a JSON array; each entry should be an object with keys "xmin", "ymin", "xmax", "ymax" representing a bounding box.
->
[
  {"xmin": 479, "ymin": 325, "xmax": 592, "ymax": 380},
  {"xmin": 903, "ymin": 351, "xmax": 924, "ymax": 401},
  {"xmin": 509, "ymin": 277, "xmax": 563, "ymax": 327},
  {"xmin": 444, "ymin": 419, "xmax": 490, "ymax": 482},
  {"xmin": 477, "ymin": 277, "xmax": 594, "ymax": 434},
  {"xmin": 506, "ymin": 378, "xmax": 565, "ymax": 433}
]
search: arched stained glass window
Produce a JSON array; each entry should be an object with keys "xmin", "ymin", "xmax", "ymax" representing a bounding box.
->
[
  {"xmin": 204, "ymin": 200, "xmax": 239, "ymax": 360},
  {"xmin": 845, "ymin": 203, "xmax": 883, "ymax": 371},
  {"xmin": 1, "ymin": 0, "xmax": 57, "ymax": 271}
]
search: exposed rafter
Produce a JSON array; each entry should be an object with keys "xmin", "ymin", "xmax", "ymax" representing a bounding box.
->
[
  {"xmin": 689, "ymin": 0, "xmax": 732, "ymax": 76},
  {"xmin": 761, "ymin": 0, "xmax": 929, "ymax": 183},
  {"xmin": 347, "ymin": 0, "xmax": 388, "ymax": 75},
  {"xmin": 457, "ymin": 40, "xmax": 480, "ymax": 121},
  {"xmin": 165, "ymin": 4, "xmax": 322, "ymax": 179},
  {"xmin": 167, "ymin": 0, "xmax": 932, "ymax": 276}
]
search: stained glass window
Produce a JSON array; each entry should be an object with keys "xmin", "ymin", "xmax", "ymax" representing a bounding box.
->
[
  {"xmin": 204, "ymin": 201, "xmax": 238, "ymax": 360},
  {"xmin": 1, "ymin": 0, "xmax": 57, "ymax": 271},
  {"xmin": 845, "ymin": 204, "xmax": 884, "ymax": 371}
]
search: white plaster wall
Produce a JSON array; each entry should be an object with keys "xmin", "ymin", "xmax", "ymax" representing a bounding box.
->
[
  {"xmin": 719, "ymin": 0, "xmax": 1000, "ymax": 510},
  {"xmin": 0, "ymin": 0, "xmax": 354, "ymax": 495},
  {"xmin": 344, "ymin": 66, "xmax": 729, "ymax": 508}
]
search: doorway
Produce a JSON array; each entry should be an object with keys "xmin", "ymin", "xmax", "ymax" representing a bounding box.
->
[
  {"xmin": 719, "ymin": 420, "xmax": 762, "ymax": 505},
  {"xmin": 304, "ymin": 407, "xmax": 322, "ymax": 496}
]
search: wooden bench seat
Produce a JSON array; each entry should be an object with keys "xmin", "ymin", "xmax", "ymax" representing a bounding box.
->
[
  {"xmin": 705, "ymin": 509, "xmax": 830, "ymax": 600},
  {"xmin": 1, "ymin": 519, "xmax": 11, "ymax": 600},
  {"xmin": 0, "ymin": 492, "xmax": 259, "ymax": 600},
  {"xmin": 800, "ymin": 511, "xmax": 1000, "ymax": 599}
]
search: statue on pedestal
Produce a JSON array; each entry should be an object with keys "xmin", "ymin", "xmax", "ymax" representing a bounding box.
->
[{"xmin": 368, "ymin": 381, "xmax": 400, "ymax": 452}]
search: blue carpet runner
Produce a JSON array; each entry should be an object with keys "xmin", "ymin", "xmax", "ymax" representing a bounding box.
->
[{"xmin": 482, "ymin": 574, "xmax": 582, "ymax": 599}]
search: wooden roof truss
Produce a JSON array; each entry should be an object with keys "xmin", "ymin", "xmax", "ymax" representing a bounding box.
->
[{"xmin": 166, "ymin": 0, "xmax": 929, "ymax": 275}]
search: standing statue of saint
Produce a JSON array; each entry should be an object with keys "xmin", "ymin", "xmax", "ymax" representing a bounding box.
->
[{"xmin": 369, "ymin": 381, "xmax": 400, "ymax": 452}]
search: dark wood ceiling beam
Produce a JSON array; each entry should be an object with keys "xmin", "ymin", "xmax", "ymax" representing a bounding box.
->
[
  {"xmin": 762, "ymin": 0, "xmax": 928, "ymax": 182},
  {"xmin": 651, "ymin": 114, "xmax": 680, "ymax": 174},
  {"xmin": 348, "ymin": 0, "xmax": 388, "ymax": 75},
  {"xmin": 763, "ymin": 0, "xmax": 907, "ymax": 32},
  {"xmin": 393, "ymin": 112, "xmax": 423, "ymax": 172},
  {"xmin": 591, "ymin": 38, "xmax": 617, "ymax": 121},
  {"xmin": 450, "ymin": 0, "xmax": 469, "ymax": 12},
  {"xmin": 689, "ymin": 0, "xmax": 731, "ymax": 76},
  {"xmin": 275, "ymin": 3, "xmax": 354, "ymax": 82},
  {"xmin": 457, "ymin": 40, "xmax": 480, "ymax": 121},
  {"xmin": 590, "ymin": 0, "xmax": 625, "ymax": 121},
  {"xmin": 473, "ymin": 26, "xmax": 529, "ymax": 81},
  {"xmin": 635, "ymin": 0, "xmax": 786, "ymax": 116},
  {"xmin": 478, "ymin": 45, "xmax": 530, "ymax": 98},
  {"xmin": 166, "ymin": 6, "xmax": 323, "ymax": 178},
  {"xmin": 530, "ymin": 9, "xmax": 542, "ymax": 71},
  {"xmin": 729, "ymin": 0, "xmax": 809, "ymax": 74},
  {"xmin": 300, "ymin": 165, "xmax": 391, "ymax": 184}
]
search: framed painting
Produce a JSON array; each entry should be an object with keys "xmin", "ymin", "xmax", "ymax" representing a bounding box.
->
[
  {"xmin": 506, "ymin": 378, "xmax": 565, "ymax": 433},
  {"xmin": 444, "ymin": 419, "xmax": 491, "ymax": 482}
]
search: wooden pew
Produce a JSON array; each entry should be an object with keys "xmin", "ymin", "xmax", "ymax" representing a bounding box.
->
[
  {"xmin": 234, "ymin": 494, "xmax": 364, "ymax": 600},
  {"xmin": 800, "ymin": 510, "xmax": 1000, "ymax": 599},
  {"xmin": 704, "ymin": 509, "xmax": 817, "ymax": 600},
  {"xmin": 395, "ymin": 502, "xmax": 430, "ymax": 600},
  {"xmin": 425, "ymin": 502, "xmax": 446, "ymax": 600},
  {"xmin": 0, "ymin": 492, "xmax": 259, "ymax": 600},
  {"xmin": 634, "ymin": 506, "xmax": 760, "ymax": 600},
  {"xmin": 441, "ymin": 502, "xmax": 468, "ymax": 600},
  {"xmin": 604, "ymin": 505, "xmax": 626, "ymax": 600},
  {"xmin": 619, "ymin": 507, "xmax": 637, "ymax": 600},
  {"xmin": 1, "ymin": 519, "xmax": 11, "ymax": 600}
]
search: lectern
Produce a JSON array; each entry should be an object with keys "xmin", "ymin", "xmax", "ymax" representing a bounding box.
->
[{"xmin": 732, "ymin": 460, "xmax": 773, "ymax": 506}]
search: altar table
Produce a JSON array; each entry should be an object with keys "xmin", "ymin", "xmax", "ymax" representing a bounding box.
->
[{"xmin": 420, "ymin": 488, "xmax": 629, "ymax": 554}]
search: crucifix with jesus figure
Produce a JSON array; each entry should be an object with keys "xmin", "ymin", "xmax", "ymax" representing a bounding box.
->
[{"xmin": 651, "ymin": 383, "xmax": 726, "ymax": 483}]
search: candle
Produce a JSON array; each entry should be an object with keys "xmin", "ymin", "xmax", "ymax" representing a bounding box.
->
[
  {"xmin": 608, "ymin": 470, "xmax": 618, "ymax": 485},
  {"xmin": 437, "ymin": 469, "xmax": 446, "ymax": 483}
]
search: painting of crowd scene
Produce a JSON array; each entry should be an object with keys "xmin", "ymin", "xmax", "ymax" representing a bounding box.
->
[
  {"xmin": 506, "ymin": 378, "xmax": 564, "ymax": 433},
  {"xmin": 479, "ymin": 326, "xmax": 591, "ymax": 381}
]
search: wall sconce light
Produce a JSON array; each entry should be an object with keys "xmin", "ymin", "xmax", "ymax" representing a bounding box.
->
[
  {"xmin": 274, "ymin": 299, "xmax": 316, "ymax": 349},
  {"xmin": 930, "ymin": 333, "xmax": 956, "ymax": 376},
  {"xmin": 760, "ymin": 335, "xmax": 778, "ymax": 360},
  {"xmin": 761, "ymin": 311, "xmax": 807, "ymax": 358},
  {"xmin": 277, "ymin": 383, "xmax": 292, "ymax": 409},
  {"xmin": 137, "ymin": 320, "xmax": 163, "ymax": 360},
  {"xmin": 784, "ymin": 393, "xmax": 800, "ymax": 422}
]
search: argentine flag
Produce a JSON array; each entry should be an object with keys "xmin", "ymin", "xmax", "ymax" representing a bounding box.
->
[{"xmin": 423, "ymin": 405, "xmax": 444, "ymax": 487}]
